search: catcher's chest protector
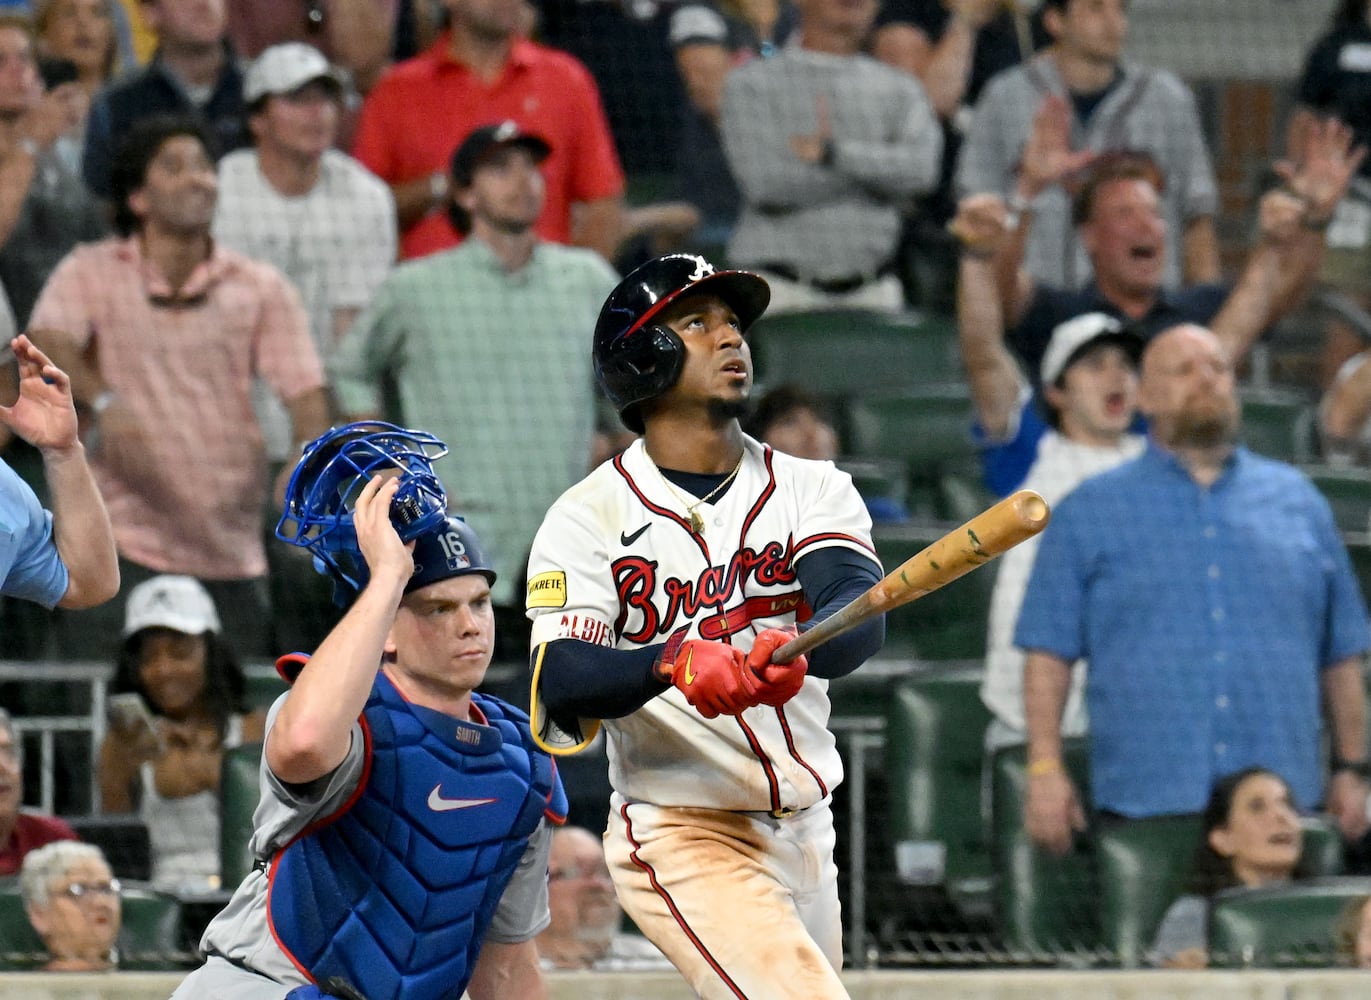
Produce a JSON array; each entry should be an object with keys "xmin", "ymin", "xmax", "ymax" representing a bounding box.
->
[{"xmin": 268, "ymin": 677, "xmax": 564, "ymax": 1000}]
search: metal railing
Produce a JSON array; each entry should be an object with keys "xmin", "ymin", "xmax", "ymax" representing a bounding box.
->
[{"xmin": 0, "ymin": 660, "xmax": 112, "ymax": 815}]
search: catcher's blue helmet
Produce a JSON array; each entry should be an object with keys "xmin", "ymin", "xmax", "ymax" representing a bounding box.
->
[
  {"xmin": 275, "ymin": 421, "xmax": 449, "ymax": 600},
  {"xmin": 406, "ymin": 515, "xmax": 497, "ymax": 594}
]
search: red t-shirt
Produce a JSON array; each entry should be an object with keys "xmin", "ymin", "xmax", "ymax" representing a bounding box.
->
[
  {"xmin": 0, "ymin": 813, "xmax": 78, "ymax": 875},
  {"xmin": 353, "ymin": 34, "xmax": 625, "ymax": 260}
]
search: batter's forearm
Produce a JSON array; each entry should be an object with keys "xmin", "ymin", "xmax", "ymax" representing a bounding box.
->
[
  {"xmin": 1023, "ymin": 651, "xmax": 1072, "ymax": 764},
  {"xmin": 534, "ymin": 638, "xmax": 669, "ymax": 721}
]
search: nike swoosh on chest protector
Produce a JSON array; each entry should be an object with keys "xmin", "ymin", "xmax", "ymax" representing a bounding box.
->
[{"xmin": 427, "ymin": 785, "xmax": 497, "ymax": 812}]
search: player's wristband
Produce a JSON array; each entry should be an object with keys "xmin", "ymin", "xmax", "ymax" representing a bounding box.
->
[{"xmin": 1026, "ymin": 757, "xmax": 1064, "ymax": 778}]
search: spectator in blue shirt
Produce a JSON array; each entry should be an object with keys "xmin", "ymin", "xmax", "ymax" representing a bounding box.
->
[
  {"xmin": 0, "ymin": 333, "xmax": 117, "ymax": 610},
  {"xmin": 1016, "ymin": 323, "xmax": 1371, "ymax": 856}
]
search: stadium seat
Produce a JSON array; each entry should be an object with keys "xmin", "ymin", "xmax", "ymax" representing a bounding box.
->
[
  {"xmin": 848, "ymin": 385, "xmax": 983, "ymax": 521},
  {"xmin": 1097, "ymin": 814, "xmax": 1201, "ymax": 967},
  {"xmin": 749, "ymin": 309, "xmax": 963, "ymax": 398},
  {"xmin": 242, "ymin": 666, "xmax": 288, "ymax": 712},
  {"xmin": 837, "ymin": 456, "xmax": 909, "ymax": 516},
  {"xmin": 871, "ymin": 521, "xmax": 996, "ymax": 660},
  {"xmin": 0, "ymin": 884, "xmax": 42, "ymax": 970},
  {"xmin": 885, "ymin": 666, "xmax": 994, "ymax": 914},
  {"xmin": 119, "ymin": 882, "xmax": 194, "ymax": 971},
  {"xmin": 1239, "ymin": 388, "xmax": 1316, "ymax": 464},
  {"xmin": 62, "ymin": 814, "xmax": 152, "ymax": 883},
  {"xmin": 1302, "ymin": 464, "xmax": 1371, "ymax": 535},
  {"xmin": 990, "ymin": 741, "xmax": 1103, "ymax": 962},
  {"xmin": 220, "ymin": 742, "xmax": 264, "ymax": 890},
  {"xmin": 1208, "ymin": 876, "xmax": 1371, "ymax": 968}
]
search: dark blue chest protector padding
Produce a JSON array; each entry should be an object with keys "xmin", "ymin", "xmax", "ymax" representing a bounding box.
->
[{"xmin": 268, "ymin": 673, "xmax": 565, "ymax": 1000}]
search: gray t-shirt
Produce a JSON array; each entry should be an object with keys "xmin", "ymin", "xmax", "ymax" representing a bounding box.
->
[
  {"xmin": 1148, "ymin": 893, "xmax": 1208, "ymax": 966},
  {"xmin": 170, "ymin": 694, "xmax": 553, "ymax": 999}
]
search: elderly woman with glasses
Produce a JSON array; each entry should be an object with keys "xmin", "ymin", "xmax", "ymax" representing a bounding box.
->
[{"xmin": 19, "ymin": 841, "xmax": 121, "ymax": 972}]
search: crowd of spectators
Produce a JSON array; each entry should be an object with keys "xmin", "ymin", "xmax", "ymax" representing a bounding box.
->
[{"xmin": 1, "ymin": 0, "xmax": 1371, "ymax": 978}]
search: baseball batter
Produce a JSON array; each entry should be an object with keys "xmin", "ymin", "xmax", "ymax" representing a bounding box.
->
[{"xmin": 526, "ymin": 254, "xmax": 886, "ymax": 999}]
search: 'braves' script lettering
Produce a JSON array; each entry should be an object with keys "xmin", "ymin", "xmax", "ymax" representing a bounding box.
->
[{"xmin": 613, "ymin": 541, "xmax": 798, "ymax": 643}]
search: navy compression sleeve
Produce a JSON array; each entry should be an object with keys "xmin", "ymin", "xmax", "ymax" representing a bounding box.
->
[
  {"xmin": 534, "ymin": 639, "xmax": 670, "ymax": 724},
  {"xmin": 794, "ymin": 546, "xmax": 885, "ymax": 679}
]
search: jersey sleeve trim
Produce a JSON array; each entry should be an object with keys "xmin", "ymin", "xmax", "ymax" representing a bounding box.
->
[
  {"xmin": 529, "ymin": 641, "xmax": 602, "ymax": 756},
  {"xmin": 793, "ymin": 530, "xmax": 877, "ymax": 559}
]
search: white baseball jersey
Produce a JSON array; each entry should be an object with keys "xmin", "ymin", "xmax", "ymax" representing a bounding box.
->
[{"xmin": 527, "ymin": 435, "xmax": 877, "ymax": 813}]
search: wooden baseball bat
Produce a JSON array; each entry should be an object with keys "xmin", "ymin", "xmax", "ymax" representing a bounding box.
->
[{"xmin": 772, "ymin": 489, "xmax": 1051, "ymax": 663}]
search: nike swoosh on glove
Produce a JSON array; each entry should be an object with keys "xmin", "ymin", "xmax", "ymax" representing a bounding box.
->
[{"xmin": 655, "ymin": 639, "xmax": 755, "ymax": 719}]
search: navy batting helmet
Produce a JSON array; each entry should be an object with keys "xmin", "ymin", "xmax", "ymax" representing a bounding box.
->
[{"xmin": 593, "ymin": 253, "xmax": 770, "ymax": 433}]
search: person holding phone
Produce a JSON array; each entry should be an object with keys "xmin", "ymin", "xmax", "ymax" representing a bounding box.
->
[{"xmin": 98, "ymin": 575, "xmax": 266, "ymax": 894}]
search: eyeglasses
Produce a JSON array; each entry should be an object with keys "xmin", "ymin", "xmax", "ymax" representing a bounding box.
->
[
  {"xmin": 57, "ymin": 879, "xmax": 121, "ymax": 902},
  {"xmin": 549, "ymin": 864, "xmax": 612, "ymax": 883}
]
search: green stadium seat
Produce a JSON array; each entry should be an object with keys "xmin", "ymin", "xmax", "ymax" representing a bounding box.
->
[
  {"xmin": 1345, "ymin": 531, "xmax": 1371, "ymax": 607},
  {"xmin": 1208, "ymin": 876, "xmax": 1371, "ymax": 968},
  {"xmin": 871, "ymin": 521, "xmax": 996, "ymax": 660},
  {"xmin": 837, "ymin": 456, "xmax": 908, "ymax": 514},
  {"xmin": 749, "ymin": 309, "xmax": 962, "ymax": 399},
  {"xmin": 1239, "ymin": 388, "xmax": 1316, "ymax": 464},
  {"xmin": 885, "ymin": 666, "xmax": 994, "ymax": 914},
  {"xmin": 990, "ymin": 741, "xmax": 1103, "ymax": 962},
  {"xmin": 243, "ymin": 667, "xmax": 288, "ymax": 712},
  {"xmin": 220, "ymin": 742, "xmax": 264, "ymax": 890},
  {"xmin": 1097, "ymin": 814, "xmax": 1201, "ymax": 967},
  {"xmin": 1303, "ymin": 464, "xmax": 1371, "ymax": 535},
  {"xmin": 119, "ymin": 882, "xmax": 195, "ymax": 971},
  {"xmin": 0, "ymin": 880, "xmax": 191, "ymax": 971}
]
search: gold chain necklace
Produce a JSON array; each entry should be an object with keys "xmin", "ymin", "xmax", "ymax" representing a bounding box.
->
[{"xmin": 653, "ymin": 452, "xmax": 744, "ymax": 534}]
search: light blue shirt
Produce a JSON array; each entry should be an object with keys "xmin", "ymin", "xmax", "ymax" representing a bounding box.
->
[
  {"xmin": 0, "ymin": 458, "xmax": 68, "ymax": 607},
  {"xmin": 1015, "ymin": 444, "xmax": 1371, "ymax": 815}
]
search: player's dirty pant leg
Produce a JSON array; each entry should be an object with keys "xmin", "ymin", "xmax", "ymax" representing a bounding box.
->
[{"xmin": 605, "ymin": 796, "xmax": 848, "ymax": 1000}]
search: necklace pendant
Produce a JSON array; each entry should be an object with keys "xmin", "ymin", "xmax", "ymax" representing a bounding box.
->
[{"xmin": 688, "ymin": 510, "xmax": 705, "ymax": 534}]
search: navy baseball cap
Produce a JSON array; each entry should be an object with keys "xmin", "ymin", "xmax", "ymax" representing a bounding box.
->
[{"xmin": 449, "ymin": 121, "xmax": 552, "ymax": 186}]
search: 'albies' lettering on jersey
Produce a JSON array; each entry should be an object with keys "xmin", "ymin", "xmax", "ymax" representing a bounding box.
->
[
  {"xmin": 613, "ymin": 540, "xmax": 797, "ymax": 642},
  {"xmin": 553, "ymin": 613, "xmax": 614, "ymax": 646}
]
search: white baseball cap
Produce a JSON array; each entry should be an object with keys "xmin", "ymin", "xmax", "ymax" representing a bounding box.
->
[
  {"xmin": 1039, "ymin": 312, "xmax": 1144, "ymax": 386},
  {"xmin": 123, "ymin": 576, "xmax": 222, "ymax": 637},
  {"xmin": 243, "ymin": 43, "xmax": 343, "ymax": 105}
]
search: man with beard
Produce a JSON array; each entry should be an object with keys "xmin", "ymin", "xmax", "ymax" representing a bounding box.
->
[
  {"xmin": 331, "ymin": 121, "xmax": 618, "ymax": 659},
  {"xmin": 1015, "ymin": 323, "xmax": 1371, "ymax": 856}
]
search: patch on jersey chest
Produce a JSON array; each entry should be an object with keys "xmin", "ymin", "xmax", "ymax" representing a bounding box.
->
[{"xmin": 527, "ymin": 571, "xmax": 567, "ymax": 609}]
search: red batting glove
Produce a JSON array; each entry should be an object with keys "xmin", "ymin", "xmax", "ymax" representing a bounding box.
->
[
  {"xmin": 743, "ymin": 628, "xmax": 808, "ymax": 708},
  {"xmin": 655, "ymin": 640, "xmax": 755, "ymax": 719}
]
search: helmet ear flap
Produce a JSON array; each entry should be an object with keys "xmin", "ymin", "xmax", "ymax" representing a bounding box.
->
[{"xmin": 597, "ymin": 324, "xmax": 686, "ymax": 433}]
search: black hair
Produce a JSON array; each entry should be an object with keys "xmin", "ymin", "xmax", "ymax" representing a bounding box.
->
[
  {"xmin": 743, "ymin": 383, "xmax": 832, "ymax": 440},
  {"xmin": 1333, "ymin": 0, "xmax": 1368, "ymax": 29},
  {"xmin": 112, "ymin": 628, "xmax": 250, "ymax": 740},
  {"xmin": 1185, "ymin": 766, "xmax": 1311, "ymax": 898},
  {"xmin": 108, "ymin": 112, "xmax": 217, "ymax": 236}
]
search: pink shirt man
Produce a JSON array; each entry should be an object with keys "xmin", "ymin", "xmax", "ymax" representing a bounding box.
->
[{"xmin": 29, "ymin": 237, "xmax": 324, "ymax": 579}]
